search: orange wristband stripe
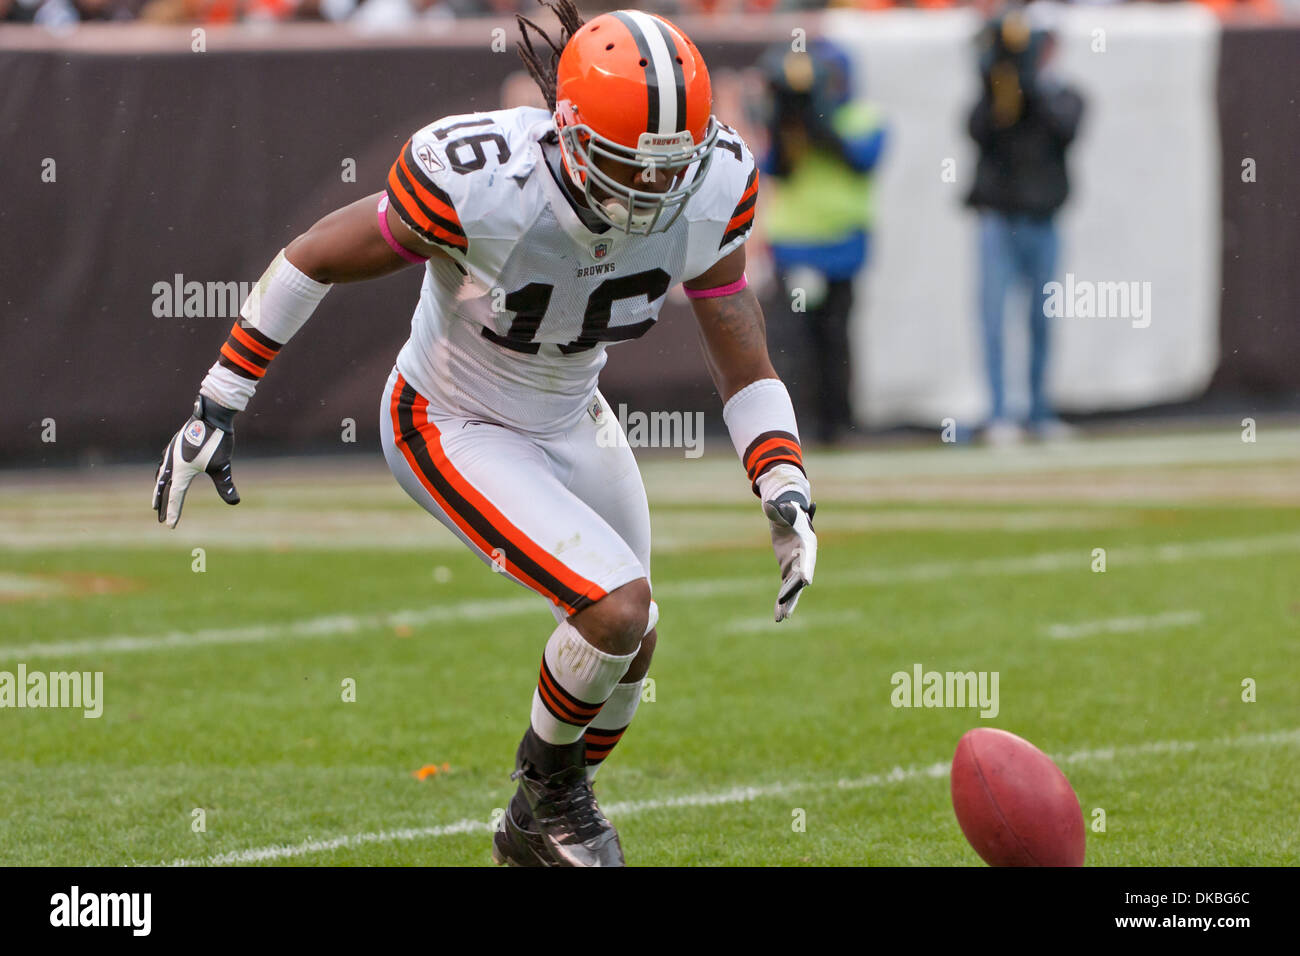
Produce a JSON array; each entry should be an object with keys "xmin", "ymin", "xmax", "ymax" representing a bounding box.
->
[
  {"xmin": 742, "ymin": 429, "xmax": 805, "ymax": 492},
  {"xmin": 219, "ymin": 343, "xmax": 265, "ymax": 379},
  {"xmin": 229, "ymin": 323, "xmax": 278, "ymax": 361}
]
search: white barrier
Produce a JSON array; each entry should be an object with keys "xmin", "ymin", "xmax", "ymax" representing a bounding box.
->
[{"xmin": 822, "ymin": 6, "xmax": 1221, "ymax": 426}]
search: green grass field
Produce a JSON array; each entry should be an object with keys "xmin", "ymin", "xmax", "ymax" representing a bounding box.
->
[{"xmin": 2, "ymin": 426, "xmax": 1298, "ymax": 866}]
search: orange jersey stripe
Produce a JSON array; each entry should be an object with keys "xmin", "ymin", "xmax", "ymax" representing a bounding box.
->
[
  {"xmin": 725, "ymin": 206, "xmax": 756, "ymax": 234},
  {"xmin": 386, "ymin": 170, "xmax": 467, "ymax": 252},
  {"xmin": 385, "ymin": 142, "xmax": 469, "ymax": 253},
  {"xmin": 739, "ymin": 172, "xmax": 759, "ymax": 204},
  {"xmin": 388, "ymin": 382, "xmax": 568, "ymax": 610},
  {"xmin": 408, "ymin": 393, "xmax": 600, "ymax": 604},
  {"xmin": 389, "ymin": 376, "xmax": 605, "ymax": 614},
  {"xmin": 398, "ymin": 151, "xmax": 461, "ymax": 229}
]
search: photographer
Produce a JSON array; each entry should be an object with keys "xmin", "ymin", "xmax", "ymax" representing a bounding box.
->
[
  {"xmin": 759, "ymin": 39, "xmax": 886, "ymax": 445},
  {"xmin": 967, "ymin": 6, "xmax": 1084, "ymax": 443}
]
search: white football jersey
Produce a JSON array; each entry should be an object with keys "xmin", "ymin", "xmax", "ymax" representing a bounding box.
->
[{"xmin": 385, "ymin": 105, "xmax": 758, "ymax": 435}]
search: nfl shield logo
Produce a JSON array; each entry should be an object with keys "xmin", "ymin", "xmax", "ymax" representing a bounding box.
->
[{"xmin": 591, "ymin": 239, "xmax": 611, "ymax": 260}]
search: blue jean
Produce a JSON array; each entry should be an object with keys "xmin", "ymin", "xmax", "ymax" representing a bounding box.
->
[{"xmin": 977, "ymin": 212, "xmax": 1059, "ymax": 424}]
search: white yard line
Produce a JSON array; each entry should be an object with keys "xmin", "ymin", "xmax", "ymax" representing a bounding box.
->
[
  {"xmin": 0, "ymin": 573, "xmax": 64, "ymax": 599},
  {"xmin": 0, "ymin": 597, "xmax": 542, "ymax": 661},
  {"xmin": 799, "ymin": 429, "xmax": 1300, "ymax": 480},
  {"xmin": 6, "ymin": 532, "xmax": 1299, "ymax": 660},
  {"xmin": 4, "ymin": 428, "xmax": 1294, "ymax": 496},
  {"xmin": 151, "ymin": 727, "xmax": 1300, "ymax": 866},
  {"xmin": 0, "ymin": 507, "xmax": 1131, "ymax": 552},
  {"xmin": 5, "ymin": 430, "xmax": 1300, "ymax": 550},
  {"xmin": 822, "ymin": 532, "xmax": 1300, "ymax": 587},
  {"xmin": 1044, "ymin": 610, "xmax": 1205, "ymax": 640}
]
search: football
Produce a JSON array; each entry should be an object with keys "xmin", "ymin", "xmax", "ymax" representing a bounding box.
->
[{"xmin": 951, "ymin": 727, "xmax": 1086, "ymax": 867}]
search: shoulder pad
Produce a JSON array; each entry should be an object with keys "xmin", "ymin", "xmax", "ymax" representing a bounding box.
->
[
  {"xmin": 386, "ymin": 107, "xmax": 551, "ymax": 254},
  {"xmin": 694, "ymin": 123, "xmax": 758, "ymax": 251},
  {"xmin": 682, "ymin": 123, "xmax": 759, "ymax": 279}
]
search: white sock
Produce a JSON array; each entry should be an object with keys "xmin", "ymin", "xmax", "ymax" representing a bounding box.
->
[
  {"xmin": 531, "ymin": 619, "xmax": 638, "ymax": 745},
  {"xmin": 584, "ymin": 678, "xmax": 643, "ymax": 780}
]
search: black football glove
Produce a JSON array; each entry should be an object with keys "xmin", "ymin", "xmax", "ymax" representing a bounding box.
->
[{"xmin": 152, "ymin": 395, "xmax": 240, "ymax": 528}]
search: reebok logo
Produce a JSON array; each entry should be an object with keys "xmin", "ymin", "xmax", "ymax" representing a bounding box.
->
[{"xmin": 416, "ymin": 143, "xmax": 444, "ymax": 176}]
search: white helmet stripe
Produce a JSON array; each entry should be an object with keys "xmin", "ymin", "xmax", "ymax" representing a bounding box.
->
[{"xmin": 624, "ymin": 10, "xmax": 679, "ymax": 136}]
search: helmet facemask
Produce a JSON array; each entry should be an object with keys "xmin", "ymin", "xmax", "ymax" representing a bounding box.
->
[{"xmin": 557, "ymin": 116, "xmax": 720, "ymax": 235}]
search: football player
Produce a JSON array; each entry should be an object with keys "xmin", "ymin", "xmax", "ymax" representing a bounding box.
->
[{"xmin": 153, "ymin": 0, "xmax": 817, "ymax": 867}]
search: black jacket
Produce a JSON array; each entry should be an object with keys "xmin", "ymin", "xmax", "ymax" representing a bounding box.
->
[{"xmin": 967, "ymin": 76, "xmax": 1084, "ymax": 219}]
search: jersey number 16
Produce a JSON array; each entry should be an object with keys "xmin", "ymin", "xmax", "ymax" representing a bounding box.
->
[{"xmin": 481, "ymin": 268, "xmax": 671, "ymax": 355}]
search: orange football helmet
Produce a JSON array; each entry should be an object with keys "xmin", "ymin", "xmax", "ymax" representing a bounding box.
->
[{"xmin": 554, "ymin": 10, "xmax": 719, "ymax": 234}]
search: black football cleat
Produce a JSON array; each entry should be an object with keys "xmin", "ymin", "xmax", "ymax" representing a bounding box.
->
[
  {"xmin": 491, "ymin": 788, "xmax": 556, "ymax": 867},
  {"xmin": 508, "ymin": 727, "xmax": 624, "ymax": 867}
]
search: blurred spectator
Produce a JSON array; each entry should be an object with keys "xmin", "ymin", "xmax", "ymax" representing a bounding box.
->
[
  {"xmin": 29, "ymin": 0, "xmax": 143, "ymax": 22},
  {"xmin": 347, "ymin": 0, "xmax": 451, "ymax": 26},
  {"xmin": 345, "ymin": 0, "xmax": 522, "ymax": 24},
  {"xmin": 758, "ymin": 38, "xmax": 886, "ymax": 445},
  {"xmin": 1, "ymin": 0, "xmax": 41, "ymax": 20},
  {"xmin": 966, "ymin": 5, "xmax": 1083, "ymax": 444},
  {"xmin": 133, "ymin": 0, "xmax": 506, "ymax": 22}
]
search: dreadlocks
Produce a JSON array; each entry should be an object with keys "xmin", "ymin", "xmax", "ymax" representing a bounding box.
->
[{"xmin": 515, "ymin": 0, "xmax": 586, "ymax": 112}]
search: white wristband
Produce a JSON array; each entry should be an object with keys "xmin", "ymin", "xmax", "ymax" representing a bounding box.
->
[
  {"xmin": 755, "ymin": 462, "xmax": 811, "ymax": 507},
  {"xmin": 199, "ymin": 362, "xmax": 258, "ymax": 412},
  {"xmin": 241, "ymin": 249, "xmax": 332, "ymax": 343},
  {"xmin": 197, "ymin": 250, "xmax": 331, "ymax": 412},
  {"xmin": 722, "ymin": 377, "xmax": 806, "ymax": 495}
]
